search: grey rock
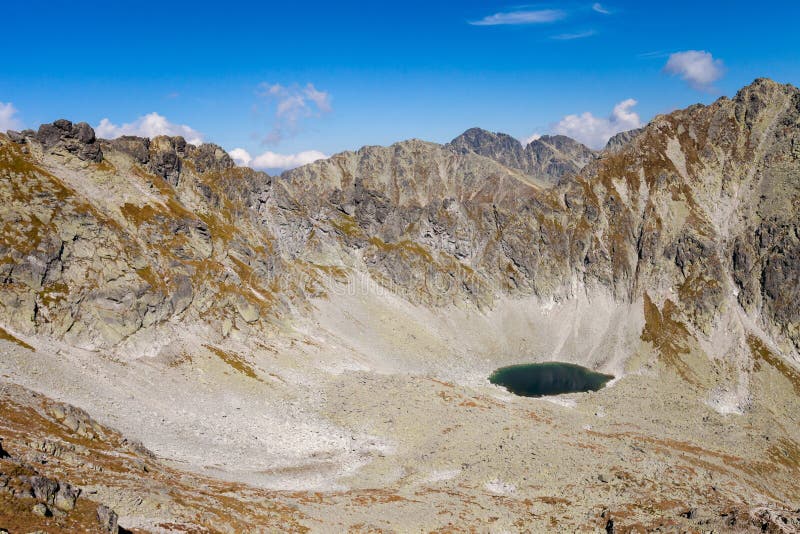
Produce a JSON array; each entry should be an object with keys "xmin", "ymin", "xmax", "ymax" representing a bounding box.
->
[
  {"xmin": 170, "ymin": 274, "xmax": 194, "ymax": 315},
  {"xmin": 54, "ymin": 482, "xmax": 80, "ymax": 511},
  {"xmin": 603, "ymin": 127, "xmax": 644, "ymax": 152},
  {"xmin": 186, "ymin": 142, "xmax": 235, "ymax": 174},
  {"xmin": 31, "ymin": 502, "xmax": 50, "ymax": 517},
  {"xmin": 109, "ymin": 135, "xmax": 150, "ymax": 164},
  {"xmin": 148, "ymin": 136, "xmax": 183, "ymax": 185},
  {"xmin": 6, "ymin": 130, "xmax": 26, "ymax": 144},
  {"xmin": 29, "ymin": 475, "xmax": 58, "ymax": 504},
  {"xmin": 96, "ymin": 504, "xmax": 119, "ymax": 534},
  {"xmin": 50, "ymin": 403, "xmax": 103, "ymax": 440},
  {"xmin": 34, "ymin": 119, "xmax": 103, "ymax": 162}
]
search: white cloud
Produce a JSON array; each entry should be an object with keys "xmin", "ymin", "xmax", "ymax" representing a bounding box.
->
[
  {"xmin": 521, "ymin": 133, "xmax": 542, "ymax": 146},
  {"xmin": 553, "ymin": 98, "xmax": 641, "ymax": 149},
  {"xmin": 96, "ymin": 112, "xmax": 204, "ymax": 145},
  {"xmin": 0, "ymin": 102, "xmax": 21, "ymax": 131},
  {"xmin": 592, "ymin": 3, "xmax": 611, "ymax": 14},
  {"xmin": 258, "ymin": 82, "xmax": 332, "ymax": 144},
  {"xmin": 552, "ymin": 30, "xmax": 596, "ymax": 40},
  {"xmin": 664, "ymin": 50, "xmax": 724, "ymax": 91},
  {"xmin": 470, "ymin": 9, "xmax": 565, "ymax": 26},
  {"xmin": 229, "ymin": 147, "xmax": 327, "ymax": 171},
  {"xmin": 229, "ymin": 148, "xmax": 253, "ymax": 167}
]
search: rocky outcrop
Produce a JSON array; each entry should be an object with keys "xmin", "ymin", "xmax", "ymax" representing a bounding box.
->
[
  {"xmin": 109, "ymin": 135, "xmax": 151, "ymax": 164},
  {"xmin": 34, "ymin": 119, "xmax": 103, "ymax": 162},
  {"xmin": 142, "ymin": 136, "xmax": 235, "ymax": 185},
  {"xmin": 603, "ymin": 127, "xmax": 644, "ymax": 152}
]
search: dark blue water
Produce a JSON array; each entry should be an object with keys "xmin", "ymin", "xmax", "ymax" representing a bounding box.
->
[{"xmin": 489, "ymin": 362, "xmax": 614, "ymax": 397}]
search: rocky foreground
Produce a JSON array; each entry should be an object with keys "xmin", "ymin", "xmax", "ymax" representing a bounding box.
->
[{"xmin": 1, "ymin": 79, "xmax": 800, "ymax": 532}]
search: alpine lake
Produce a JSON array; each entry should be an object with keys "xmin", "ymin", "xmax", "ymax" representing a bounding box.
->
[{"xmin": 489, "ymin": 362, "xmax": 614, "ymax": 397}]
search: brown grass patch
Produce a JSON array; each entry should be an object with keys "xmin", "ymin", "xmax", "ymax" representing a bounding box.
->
[
  {"xmin": 203, "ymin": 344, "xmax": 262, "ymax": 381},
  {"xmin": 0, "ymin": 326, "xmax": 34, "ymax": 351},
  {"xmin": 641, "ymin": 294, "xmax": 696, "ymax": 383},
  {"xmin": 748, "ymin": 334, "xmax": 800, "ymax": 395}
]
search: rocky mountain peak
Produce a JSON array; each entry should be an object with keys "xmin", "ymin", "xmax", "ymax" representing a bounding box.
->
[
  {"xmin": 449, "ymin": 127, "xmax": 522, "ymax": 154},
  {"xmin": 448, "ymin": 127, "xmax": 594, "ymax": 183},
  {"xmin": 32, "ymin": 119, "xmax": 103, "ymax": 162}
]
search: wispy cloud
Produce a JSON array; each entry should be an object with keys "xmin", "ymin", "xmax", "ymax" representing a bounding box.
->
[
  {"xmin": 229, "ymin": 147, "xmax": 327, "ymax": 171},
  {"xmin": 552, "ymin": 98, "xmax": 641, "ymax": 149},
  {"xmin": 663, "ymin": 50, "xmax": 725, "ymax": 91},
  {"xmin": 469, "ymin": 9, "xmax": 565, "ymax": 26},
  {"xmin": 0, "ymin": 102, "xmax": 21, "ymax": 131},
  {"xmin": 591, "ymin": 3, "xmax": 611, "ymax": 14},
  {"xmin": 551, "ymin": 29, "xmax": 596, "ymax": 40},
  {"xmin": 96, "ymin": 113, "xmax": 204, "ymax": 145},
  {"xmin": 637, "ymin": 50, "xmax": 670, "ymax": 59},
  {"xmin": 257, "ymin": 82, "xmax": 332, "ymax": 144}
]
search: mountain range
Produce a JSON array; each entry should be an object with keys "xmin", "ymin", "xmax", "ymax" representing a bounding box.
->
[{"xmin": 1, "ymin": 78, "xmax": 799, "ymax": 532}]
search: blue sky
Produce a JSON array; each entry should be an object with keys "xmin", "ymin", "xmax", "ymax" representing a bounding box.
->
[{"xmin": 2, "ymin": 1, "xmax": 799, "ymax": 170}]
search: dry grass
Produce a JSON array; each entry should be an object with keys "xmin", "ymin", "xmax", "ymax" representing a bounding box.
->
[
  {"xmin": 203, "ymin": 344, "xmax": 262, "ymax": 381},
  {"xmin": 641, "ymin": 294, "xmax": 696, "ymax": 383},
  {"xmin": 0, "ymin": 326, "xmax": 34, "ymax": 351},
  {"xmin": 748, "ymin": 334, "xmax": 800, "ymax": 395}
]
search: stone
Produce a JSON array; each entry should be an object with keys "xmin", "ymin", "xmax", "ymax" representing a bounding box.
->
[
  {"xmin": 54, "ymin": 482, "xmax": 80, "ymax": 511},
  {"xmin": 186, "ymin": 142, "xmax": 235, "ymax": 173},
  {"xmin": 234, "ymin": 296, "xmax": 260, "ymax": 323},
  {"xmin": 29, "ymin": 476, "xmax": 58, "ymax": 504},
  {"xmin": 34, "ymin": 119, "xmax": 103, "ymax": 162},
  {"xmin": 109, "ymin": 135, "xmax": 150, "ymax": 164},
  {"xmin": 6, "ymin": 130, "xmax": 26, "ymax": 144},
  {"xmin": 96, "ymin": 504, "xmax": 119, "ymax": 534},
  {"xmin": 603, "ymin": 127, "xmax": 644, "ymax": 152},
  {"xmin": 148, "ymin": 140, "xmax": 182, "ymax": 185},
  {"xmin": 31, "ymin": 502, "xmax": 50, "ymax": 517},
  {"xmin": 73, "ymin": 122, "xmax": 96, "ymax": 144}
]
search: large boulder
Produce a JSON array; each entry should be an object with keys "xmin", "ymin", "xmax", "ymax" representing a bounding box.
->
[{"xmin": 35, "ymin": 119, "xmax": 103, "ymax": 162}]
